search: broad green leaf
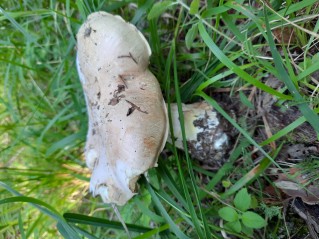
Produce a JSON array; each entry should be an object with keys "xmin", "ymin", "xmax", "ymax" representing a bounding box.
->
[
  {"xmin": 189, "ymin": 0, "xmax": 200, "ymax": 15},
  {"xmin": 241, "ymin": 224, "xmax": 253, "ymax": 236},
  {"xmin": 185, "ymin": 23, "xmax": 198, "ymax": 49},
  {"xmin": 242, "ymin": 211, "xmax": 267, "ymax": 229},
  {"xmin": 225, "ymin": 220, "xmax": 242, "ymax": 233},
  {"xmin": 218, "ymin": 207, "xmax": 238, "ymax": 222},
  {"xmin": 250, "ymin": 196, "xmax": 258, "ymax": 209},
  {"xmin": 147, "ymin": 1, "xmax": 174, "ymax": 20},
  {"xmin": 234, "ymin": 188, "xmax": 251, "ymax": 212}
]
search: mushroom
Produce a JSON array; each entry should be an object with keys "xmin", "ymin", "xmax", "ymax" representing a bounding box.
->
[
  {"xmin": 76, "ymin": 12, "xmax": 230, "ymax": 206},
  {"xmin": 169, "ymin": 102, "xmax": 230, "ymax": 166},
  {"xmin": 76, "ymin": 12, "xmax": 168, "ymax": 206}
]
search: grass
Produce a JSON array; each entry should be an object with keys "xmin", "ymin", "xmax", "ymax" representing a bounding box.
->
[{"xmin": 1, "ymin": 0, "xmax": 319, "ymax": 238}]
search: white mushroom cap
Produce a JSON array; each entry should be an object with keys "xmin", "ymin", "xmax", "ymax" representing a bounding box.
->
[{"xmin": 76, "ymin": 12, "xmax": 168, "ymax": 205}]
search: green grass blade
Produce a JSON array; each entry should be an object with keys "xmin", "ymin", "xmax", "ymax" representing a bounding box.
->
[
  {"xmin": 197, "ymin": 21, "xmax": 292, "ymax": 101},
  {"xmin": 221, "ymin": 145, "xmax": 282, "ymax": 198},
  {"xmin": 196, "ymin": 63, "xmax": 255, "ymax": 92},
  {"xmin": 260, "ymin": 116, "xmax": 305, "ymax": 146},
  {"xmin": 38, "ymin": 104, "xmax": 72, "ymax": 143},
  {"xmin": 155, "ymin": 189, "xmax": 193, "ymax": 224},
  {"xmin": 158, "ymin": 163, "xmax": 188, "ymax": 209},
  {"xmin": 63, "ymin": 213, "xmax": 150, "ymax": 233},
  {"xmin": 133, "ymin": 223, "xmax": 171, "ymax": 239},
  {"xmin": 133, "ymin": 198, "xmax": 165, "ymax": 223},
  {"xmin": 46, "ymin": 130, "xmax": 86, "ymax": 156},
  {"xmin": 195, "ymin": 92, "xmax": 280, "ymax": 168},
  {"xmin": 0, "ymin": 196, "xmax": 80, "ymax": 239},
  {"xmin": 145, "ymin": 179, "xmax": 190, "ymax": 239},
  {"xmin": 0, "ymin": 182, "xmax": 80, "ymax": 239},
  {"xmin": 201, "ymin": 5, "xmax": 229, "ymax": 18},
  {"xmin": 0, "ymin": 196, "xmax": 60, "ymax": 218},
  {"xmin": 199, "ymin": 139, "xmax": 251, "ymax": 200},
  {"xmin": 297, "ymin": 62, "xmax": 319, "ymax": 81},
  {"xmin": 263, "ymin": 7, "xmax": 319, "ymax": 133},
  {"xmin": 221, "ymin": 12, "xmax": 245, "ymax": 42},
  {"xmin": 172, "ymin": 41, "xmax": 212, "ymax": 238},
  {"xmin": 0, "ymin": 7, "xmax": 38, "ymax": 44},
  {"xmin": 57, "ymin": 222, "xmax": 76, "ymax": 239},
  {"xmin": 18, "ymin": 212, "xmax": 27, "ymax": 239},
  {"xmin": 72, "ymin": 226, "xmax": 99, "ymax": 239},
  {"xmin": 261, "ymin": 107, "xmax": 319, "ymax": 146}
]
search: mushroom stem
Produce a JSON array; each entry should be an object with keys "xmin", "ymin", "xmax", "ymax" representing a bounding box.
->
[{"xmin": 168, "ymin": 102, "xmax": 230, "ymax": 165}]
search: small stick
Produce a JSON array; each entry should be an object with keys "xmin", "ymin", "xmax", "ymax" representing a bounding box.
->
[{"xmin": 118, "ymin": 52, "xmax": 138, "ymax": 64}]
